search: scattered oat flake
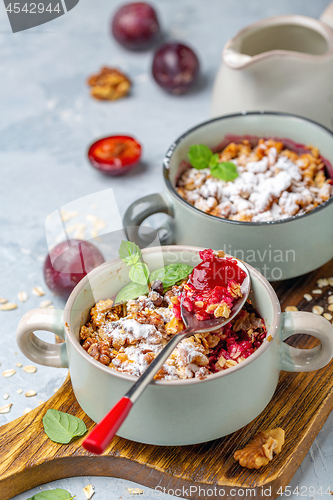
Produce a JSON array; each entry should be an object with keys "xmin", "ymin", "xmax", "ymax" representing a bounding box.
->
[
  {"xmin": 15, "ymin": 362, "xmax": 22, "ymax": 367},
  {"xmin": 25, "ymin": 390, "xmax": 37, "ymax": 397},
  {"xmin": 127, "ymin": 488, "xmax": 143, "ymax": 495},
  {"xmin": 3, "ymin": 393, "xmax": 9, "ymax": 400},
  {"xmin": 328, "ymin": 304, "xmax": 333, "ymax": 312},
  {"xmin": 38, "ymin": 400, "xmax": 45, "ymax": 405},
  {"xmin": 303, "ymin": 294, "xmax": 312, "ymax": 302},
  {"xmin": 0, "ymin": 302, "xmax": 17, "ymax": 311},
  {"xmin": 0, "ymin": 403, "xmax": 12, "ymax": 414},
  {"xmin": 18, "ymin": 291, "xmax": 28, "ymax": 302},
  {"xmin": 40, "ymin": 300, "xmax": 52, "ymax": 308},
  {"xmin": 317, "ymin": 278, "xmax": 329, "ymax": 288},
  {"xmin": 266, "ymin": 335, "xmax": 273, "ymax": 342},
  {"xmin": 285, "ymin": 306, "xmax": 298, "ymax": 312},
  {"xmin": 83, "ymin": 485, "xmax": 95, "ymax": 499},
  {"xmin": 23, "ymin": 408, "xmax": 32, "ymax": 415},
  {"xmin": 17, "ymin": 389, "xmax": 23, "ymax": 394},
  {"xmin": 23, "ymin": 365, "xmax": 37, "ymax": 373},
  {"xmin": 312, "ymin": 289, "xmax": 322, "ymax": 295},
  {"xmin": 327, "ymin": 277, "xmax": 333, "ymax": 286},
  {"xmin": 32, "ymin": 286, "xmax": 45, "ymax": 297},
  {"xmin": 312, "ymin": 305, "xmax": 324, "ymax": 315},
  {"xmin": 328, "ymin": 296, "xmax": 333, "ymax": 304},
  {"xmin": 3, "ymin": 369, "xmax": 16, "ymax": 378},
  {"xmin": 0, "ymin": 298, "xmax": 8, "ymax": 304},
  {"xmin": 324, "ymin": 313, "xmax": 333, "ymax": 321}
]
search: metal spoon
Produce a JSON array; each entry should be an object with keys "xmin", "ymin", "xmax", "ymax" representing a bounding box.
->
[{"xmin": 82, "ymin": 259, "xmax": 250, "ymax": 454}]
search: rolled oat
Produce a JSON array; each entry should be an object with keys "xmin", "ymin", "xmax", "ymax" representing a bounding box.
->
[
  {"xmin": 312, "ymin": 305, "xmax": 324, "ymax": 315},
  {"xmin": 0, "ymin": 303, "xmax": 17, "ymax": 311},
  {"xmin": 23, "ymin": 365, "xmax": 37, "ymax": 373},
  {"xmin": 25, "ymin": 390, "xmax": 37, "ymax": 397},
  {"xmin": 18, "ymin": 291, "xmax": 28, "ymax": 302},
  {"xmin": 285, "ymin": 306, "xmax": 298, "ymax": 312},
  {"xmin": 0, "ymin": 403, "xmax": 12, "ymax": 414}
]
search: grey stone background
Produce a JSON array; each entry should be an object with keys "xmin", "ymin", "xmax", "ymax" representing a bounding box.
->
[{"xmin": 0, "ymin": 0, "xmax": 332, "ymax": 498}]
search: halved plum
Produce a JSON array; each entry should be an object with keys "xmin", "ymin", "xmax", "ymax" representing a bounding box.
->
[{"xmin": 88, "ymin": 135, "xmax": 142, "ymax": 176}]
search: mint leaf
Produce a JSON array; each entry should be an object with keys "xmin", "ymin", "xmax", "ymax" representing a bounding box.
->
[
  {"xmin": 42, "ymin": 409, "xmax": 87, "ymax": 444},
  {"xmin": 150, "ymin": 263, "xmax": 193, "ymax": 289},
  {"xmin": 188, "ymin": 144, "xmax": 213, "ymax": 170},
  {"xmin": 27, "ymin": 490, "xmax": 74, "ymax": 500},
  {"xmin": 116, "ymin": 282, "xmax": 149, "ymax": 302},
  {"xmin": 210, "ymin": 161, "xmax": 238, "ymax": 182},
  {"xmin": 119, "ymin": 240, "xmax": 141, "ymax": 266},
  {"xmin": 129, "ymin": 262, "xmax": 150, "ymax": 285},
  {"xmin": 208, "ymin": 153, "xmax": 219, "ymax": 168}
]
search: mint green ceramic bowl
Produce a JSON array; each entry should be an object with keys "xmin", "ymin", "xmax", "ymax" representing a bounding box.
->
[
  {"xmin": 16, "ymin": 246, "xmax": 333, "ymax": 446},
  {"xmin": 124, "ymin": 112, "xmax": 333, "ymax": 280}
]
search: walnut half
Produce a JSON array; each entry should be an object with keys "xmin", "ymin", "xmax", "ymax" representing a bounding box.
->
[
  {"xmin": 88, "ymin": 67, "xmax": 131, "ymax": 101},
  {"xmin": 234, "ymin": 428, "xmax": 285, "ymax": 469}
]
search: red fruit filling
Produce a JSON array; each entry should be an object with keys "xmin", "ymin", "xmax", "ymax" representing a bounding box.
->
[
  {"xmin": 175, "ymin": 249, "xmax": 246, "ymax": 321},
  {"xmin": 88, "ymin": 135, "xmax": 141, "ymax": 175}
]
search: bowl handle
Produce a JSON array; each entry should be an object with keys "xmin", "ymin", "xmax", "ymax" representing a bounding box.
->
[
  {"xmin": 123, "ymin": 192, "xmax": 175, "ymax": 246},
  {"xmin": 16, "ymin": 308, "xmax": 68, "ymax": 368},
  {"xmin": 280, "ymin": 311, "xmax": 333, "ymax": 372}
]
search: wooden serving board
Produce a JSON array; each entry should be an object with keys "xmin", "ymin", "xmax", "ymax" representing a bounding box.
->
[{"xmin": 2, "ymin": 261, "xmax": 333, "ymax": 500}]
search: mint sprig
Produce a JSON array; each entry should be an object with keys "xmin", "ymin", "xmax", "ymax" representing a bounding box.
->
[
  {"xmin": 150, "ymin": 263, "xmax": 193, "ymax": 290},
  {"xmin": 187, "ymin": 144, "xmax": 213, "ymax": 170},
  {"xmin": 116, "ymin": 240, "xmax": 193, "ymax": 301},
  {"xmin": 117, "ymin": 240, "xmax": 150, "ymax": 301},
  {"xmin": 119, "ymin": 240, "xmax": 141, "ymax": 266},
  {"xmin": 27, "ymin": 489, "xmax": 75, "ymax": 500},
  {"xmin": 210, "ymin": 161, "xmax": 238, "ymax": 182},
  {"xmin": 129, "ymin": 262, "xmax": 150, "ymax": 286},
  {"xmin": 188, "ymin": 144, "xmax": 238, "ymax": 182},
  {"xmin": 116, "ymin": 282, "xmax": 149, "ymax": 303},
  {"xmin": 42, "ymin": 409, "xmax": 87, "ymax": 444}
]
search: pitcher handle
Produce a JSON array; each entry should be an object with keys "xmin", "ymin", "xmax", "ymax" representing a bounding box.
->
[{"xmin": 320, "ymin": 1, "xmax": 333, "ymax": 30}]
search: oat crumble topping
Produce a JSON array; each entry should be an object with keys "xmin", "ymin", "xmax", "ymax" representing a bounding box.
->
[
  {"xmin": 176, "ymin": 139, "xmax": 333, "ymax": 222},
  {"xmin": 80, "ymin": 287, "xmax": 266, "ymax": 381}
]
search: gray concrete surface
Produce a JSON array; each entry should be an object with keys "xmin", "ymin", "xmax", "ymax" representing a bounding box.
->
[{"xmin": 0, "ymin": 0, "xmax": 332, "ymax": 498}]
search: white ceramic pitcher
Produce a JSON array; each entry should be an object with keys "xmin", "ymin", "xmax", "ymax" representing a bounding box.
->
[{"xmin": 211, "ymin": 2, "xmax": 333, "ymax": 130}]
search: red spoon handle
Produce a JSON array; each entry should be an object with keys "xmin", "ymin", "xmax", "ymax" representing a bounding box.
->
[{"xmin": 82, "ymin": 397, "xmax": 133, "ymax": 454}]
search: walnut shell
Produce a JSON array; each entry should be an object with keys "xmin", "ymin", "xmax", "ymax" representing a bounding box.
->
[{"xmin": 234, "ymin": 428, "xmax": 285, "ymax": 469}]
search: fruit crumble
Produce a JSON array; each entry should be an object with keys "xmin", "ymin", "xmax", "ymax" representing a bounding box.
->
[
  {"xmin": 80, "ymin": 250, "xmax": 266, "ymax": 380},
  {"xmin": 176, "ymin": 139, "xmax": 333, "ymax": 222}
]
